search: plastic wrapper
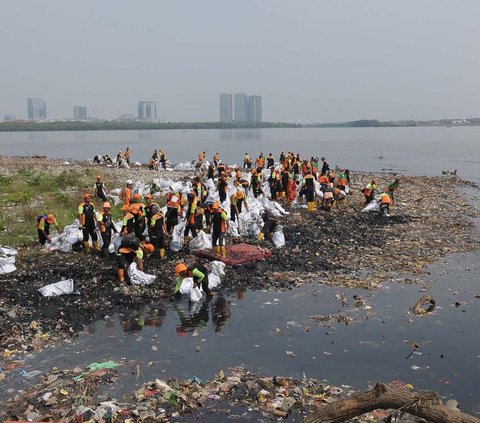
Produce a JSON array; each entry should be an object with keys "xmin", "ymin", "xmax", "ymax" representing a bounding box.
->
[
  {"xmin": 0, "ymin": 247, "xmax": 17, "ymax": 275},
  {"xmin": 272, "ymin": 227, "xmax": 286, "ymax": 248}
]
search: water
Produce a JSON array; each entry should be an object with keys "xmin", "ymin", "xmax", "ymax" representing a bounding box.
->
[
  {"xmin": 3, "ymin": 253, "xmax": 480, "ymax": 415},
  {"xmin": 1, "ymin": 126, "xmax": 480, "ymax": 182}
]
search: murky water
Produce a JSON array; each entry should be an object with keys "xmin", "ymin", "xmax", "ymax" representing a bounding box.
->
[
  {"xmin": 1, "ymin": 126, "xmax": 480, "ymax": 182},
  {"xmin": 3, "ymin": 252, "xmax": 480, "ymax": 415}
]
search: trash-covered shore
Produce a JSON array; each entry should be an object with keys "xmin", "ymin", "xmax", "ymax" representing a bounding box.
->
[
  {"xmin": 0, "ymin": 364, "xmax": 411, "ymax": 422},
  {"xmin": 1, "ymin": 156, "xmax": 479, "ymax": 405},
  {"xmin": 0, "ymin": 158, "xmax": 479, "ymax": 419}
]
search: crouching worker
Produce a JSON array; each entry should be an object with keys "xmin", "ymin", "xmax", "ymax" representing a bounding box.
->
[
  {"xmin": 36, "ymin": 214, "xmax": 62, "ymax": 245},
  {"xmin": 174, "ymin": 262, "xmax": 212, "ymax": 297},
  {"xmin": 116, "ymin": 236, "xmax": 154, "ymax": 283},
  {"xmin": 379, "ymin": 193, "xmax": 392, "ymax": 216},
  {"xmin": 258, "ymin": 209, "xmax": 278, "ymax": 241},
  {"xmin": 149, "ymin": 205, "xmax": 166, "ymax": 259},
  {"xmin": 98, "ymin": 202, "xmax": 118, "ymax": 259}
]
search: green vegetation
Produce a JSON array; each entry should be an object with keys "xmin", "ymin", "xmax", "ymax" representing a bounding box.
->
[{"xmin": 0, "ymin": 168, "xmax": 122, "ymax": 246}]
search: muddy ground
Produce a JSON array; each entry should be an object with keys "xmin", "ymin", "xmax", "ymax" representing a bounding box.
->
[{"xmin": 1, "ymin": 157, "xmax": 479, "ymax": 421}]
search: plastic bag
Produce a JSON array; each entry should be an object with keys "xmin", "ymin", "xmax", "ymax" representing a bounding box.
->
[
  {"xmin": 189, "ymin": 231, "xmax": 212, "ymax": 251},
  {"xmin": 180, "ymin": 277, "xmax": 194, "ymax": 294},
  {"xmin": 272, "ymin": 228, "xmax": 286, "ymax": 248},
  {"xmin": 362, "ymin": 201, "xmax": 380, "ymax": 213},
  {"xmin": 208, "ymin": 273, "xmax": 221, "ymax": 290},
  {"xmin": 211, "ymin": 260, "xmax": 226, "ymax": 276},
  {"xmin": 127, "ymin": 262, "xmax": 156, "ymax": 286},
  {"xmin": 38, "ymin": 279, "xmax": 74, "ymax": 297},
  {"xmin": 170, "ymin": 221, "xmax": 186, "ymax": 252},
  {"xmin": 0, "ymin": 246, "xmax": 17, "ymax": 274},
  {"xmin": 190, "ymin": 286, "xmax": 203, "ymax": 302}
]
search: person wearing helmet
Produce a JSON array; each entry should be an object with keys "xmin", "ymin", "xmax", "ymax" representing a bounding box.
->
[
  {"xmin": 121, "ymin": 204, "xmax": 135, "ymax": 236},
  {"xmin": 144, "ymin": 193, "xmax": 159, "ymax": 227},
  {"xmin": 379, "ymin": 192, "xmax": 393, "ymax": 217},
  {"xmin": 132, "ymin": 194, "xmax": 146, "ymax": 239},
  {"xmin": 159, "ymin": 149, "xmax": 168, "ymax": 170},
  {"xmin": 78, "ymin": 194, "xmax": 100, "ymax": 252},
  {"xmin": 98, "ymin": 201, "xmax": 118, "ymax": 259},
  {"xmin": 217, "ymin": 172, "xmax": 228, "ymax": 203},
  {"xmin": 211, "ymin": 202, "xmax": 228, "ymax": 257},
  {"xmin": 258, "ymin": 209, "xmax": 278, "ymax": 241},
  {"xmin": 174, "ymin": 262, "xmax": 211, "ymax": 296},
  {"xmin": 116, "ymin": 151, "xmax": 124, "ymax": 168},
  {"xmin": 303, "ymin": 170, "xmax": 316, "ymax": 211},
  {"xmin": 165, "ymin": 192, "xmax": 182, "ymax": 235},
  {"xmin": 183, "ymin": 192, "xmax": 198, "ymax": 247},
  {"xmin": 124, "ymin": 147, "xmax": 131, "ymax": 165},
  {"xmin": 121, "ymin": 181, "xmax": 133, "ymax": 207},
  {"xmin": 116, "ymin": 236, "xmax": 154, "ymax": 283},
  {"xmin": 230, "ymin": 190, "xmax": 248, "ymax": 223},
  {"xmin": 94, "ymin": 175, "xmax": 108, "ymax": 202},
  {"xmin": 36, "ymin": 213, "xmax": 62, "ymax": 245},
  {"xmin": 250, "ymin": 168, "xmax": 263, "ymax": 198},
  {"xmin": 149, "ymin": 204, "xmax": 167, "ymax": 259}
]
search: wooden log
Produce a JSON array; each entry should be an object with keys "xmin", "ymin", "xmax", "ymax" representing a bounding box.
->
[{"xmin": 303, "ymin": 383, "xmax": 479, "ymax": 423}]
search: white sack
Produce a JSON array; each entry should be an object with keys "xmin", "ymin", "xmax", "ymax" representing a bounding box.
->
[
  {"xmin": 362, "ymin": 201, "xmax": 380, "ymax": 213},
  {"xmin": 180, "ymin": 277, "xmax": 194, "ymax": 295},
  {"xmin": 170, "ymin": 221, "xmax": 186, "ymax": 252},
  {"xmin": 190, "ymin": 286, "xmax": 203, "ymax": 302},
  {"xmin": 127, "ymin": 262, "xmax": 157, "ymax": 286},
  {"xmin": 189, "ymin": 231, "xmax": 212, "ymax": 251},
  {"xmin": 272, "ymin": 228, "xmax": 286, "ymax": 248},
  {"xmin": 38, "ymin": 279, "xmax": 74, "ymax": 297}
]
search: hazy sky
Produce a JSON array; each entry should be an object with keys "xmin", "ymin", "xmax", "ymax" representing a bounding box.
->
[{"xmin": 1, "ymin": 0, "xmax": 479, "ymax": 122}]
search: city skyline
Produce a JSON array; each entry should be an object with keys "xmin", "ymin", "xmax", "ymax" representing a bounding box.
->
[{"xmin": 1, "ymin": 1, "xmax": 478, "ymax": 122}]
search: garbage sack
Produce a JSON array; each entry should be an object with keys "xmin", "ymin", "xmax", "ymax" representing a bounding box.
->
[
  {"xmin": 174, "ymin": 162, "xmax": 195, "ymax": 171},
  {"xmin": 208, "ymin": 272, "xmax": 221, "ymax": 290},
  {"xmin": 227, "ymin": 223, "xmax": 240, "ymax": 237},
  {"xmin": 0, "ymin": 246, "xmax": 17, "ymax": 274},
  {"xmin": 362, "ymin": 201, "xmax": 380, "ymax": 213},
  {"xmin": 190, "ymin": 285, "xmax": 203, "ymax": 302},
  {"xmin": 170, "ymin": 221, "xmax": 186, "ymax": 252},
  {"xmin": 127, "ymin": 262, "xmax": 156, "ymax": 286},
  {"xmin": 211, "ymin": 260, "xmax": 226, "ymax": 276},
  {"xmin": 38, "ymin": 279, "xmax": 74, "ymax": 297},
  {"xmin": 180, "ymin": 277, "xmax": 194, "ymax": 294},
  {"xmin": 272, "ymin": 227, "xmax": 286, "ymax": 248},
  {"xmin": 208, "ymin": 261, "xmax": 226, "ymax": 290},
  {"xmin": 189, "ymin": 231, "xmax": 212, "ymax": 251}
]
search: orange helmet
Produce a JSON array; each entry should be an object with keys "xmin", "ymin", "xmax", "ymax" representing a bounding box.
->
[
  {"xmin": 103, "ymin": 202, "xmax": 111, "ymax": 209},
  {"xmin": 145, "ymin": 193, "xmax": 153, "ymax": 199},
  {"xmin": 84, "ymin": 193, "xmax": 91, "ymax": 199},
  {"xmin": 141, "ymin": 242, "xmax": 155, "ymax": 253},
  {"xmin": 251, "ymin": 169, "xmax": 257, "ymax": 175},
  {"xmin": 133, "ymin": 193, "xmax": 141, "ymax": 201},
  {"xmin": 236, "ymin": 191, "xmax": 244, "ymax": 199},
  {"xmin": 121, "ymin": 205, "xmax": 130, "ymax": 212},
  {"xmin": 212, "ymin": 201, "xmax": 219, "ymax": 210},
  {"xmin": 175, "ymin": 263, "xmax": 188, "ymax": 276},
  {"xmin": 46, "ymin": 214, "xmax": 55, "ymax": 224},
  {"xmin": 96, "ymin": 175, "xmax": 101, "ymax": 180},
  {"xmin": 130, "ymin": 204, "xmax": 140, "ymax": 214}
]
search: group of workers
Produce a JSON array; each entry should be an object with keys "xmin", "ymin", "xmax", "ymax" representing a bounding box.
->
[
  {"xmin": 93, "ymin": 147, "xmax": 131, "ymax": 168},
  {"xmin": 36, "ymin": 150, "xmax": 399, "ymax": 294}
]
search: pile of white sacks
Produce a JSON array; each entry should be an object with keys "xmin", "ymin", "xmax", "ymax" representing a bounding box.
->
[{"xmin": 44, "ymin": 163, "xmax": 291, "ymax": 299}]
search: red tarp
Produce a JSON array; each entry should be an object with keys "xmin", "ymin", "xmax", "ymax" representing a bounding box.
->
[{"xmin": 193, "ymin": 243, "xmax": 272, "ymax": 265}]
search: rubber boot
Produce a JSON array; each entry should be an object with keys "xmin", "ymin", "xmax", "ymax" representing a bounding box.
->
[
  {"xmin": 83, "ymin": 241, "xmax": 91, "ymax": 253},
  {"xmin": 102, "ymin": 248, "xmax": 110, "ymax": 260},
  {"xmin": 213, "ymin": 245, "xmax": 220, "ymax": 255},
  {"xmin": 221, "ymin": 246, "xmax": 227, "ymax": 258},
  {"xmin": 159, "ymin": 248, "xmax": 165, "ymax": 259},
  {"xmin": 257, "ymin": 232, "xmax": 264, "ymax": 241},
  {"xmin": 93, "ymin": 240, "xmax": 101, "ymax": 252},
  {"xmin": 117, "ymin": 268, "xmax": 125, "ymax": 283}
]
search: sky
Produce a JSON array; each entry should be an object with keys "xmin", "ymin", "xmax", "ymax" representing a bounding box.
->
[{"xmin": 1, "ymin": 0, "xmax": 479, "ymax": 122}]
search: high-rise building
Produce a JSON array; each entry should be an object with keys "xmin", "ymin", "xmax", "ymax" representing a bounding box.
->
[
  {"xmin": 247, "ymin": 95, "xmax": 262, "ymax": 123},
  {"xmin": 234, "ymin": 93, "xmax": 249, "ymax": 122},
  {"xmin": 138, "ymin": 101, "xmax": 158, "ymax": 123},
  {"xmin": 27, "ymin": 97, "xmax": 47, "ymax": 120},
  {"xmin": 73, "ymin": 105, "xmax": 87, "ymax": 121},
  {"xmin": 219, "ymin": 93, "xmax": 233, "ymax": 123}
]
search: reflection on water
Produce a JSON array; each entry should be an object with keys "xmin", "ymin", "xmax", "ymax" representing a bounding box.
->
[{"xmin": 119, "ymin": 306, "xmax": 167, "ymax": 333}]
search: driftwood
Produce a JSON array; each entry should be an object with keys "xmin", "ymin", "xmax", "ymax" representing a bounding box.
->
[
  {"xmin": 303, "ymin": 383, "xmax": 479, "ymax": 423},
  {"xmin": 412, "ymin": 295, "xmax": 436, "ymax": 315}
]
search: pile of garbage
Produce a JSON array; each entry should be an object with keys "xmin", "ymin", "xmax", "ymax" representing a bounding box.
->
[{"xmin": 0, "ymin": 365, "xmax": 390, "ymax": 422}]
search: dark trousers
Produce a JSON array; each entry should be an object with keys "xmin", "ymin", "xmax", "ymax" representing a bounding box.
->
[
  {"xmin": 101, "ymin": 231, "xmax": 111, "ymax": 252},
  {"xmin": 38, "ymin": 228, "xmax": 49, "ymax": 245},
  {"xmin": 212, "ymin": 231, "xmax": 225, "ymax": 247},
  {"xmin": 83, "ymin": 224, "xmax": 97, "ymax": 243}
]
